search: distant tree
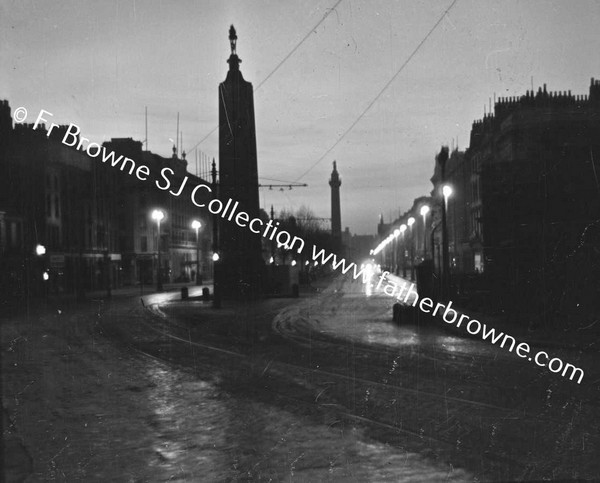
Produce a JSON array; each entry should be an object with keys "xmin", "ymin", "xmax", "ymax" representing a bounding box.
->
[{"xmin": 274, "ymin": 205, "xmax": 334, "ymax": 265}]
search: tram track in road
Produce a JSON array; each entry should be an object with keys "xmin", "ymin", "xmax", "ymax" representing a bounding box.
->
[
  {"xmin": 96, "ymin": 302, "xmax": 532, "ymax": 479},
  {"xmin": 89, "ymin": 284, "xmax": 600, "ymax": 481},
  {"xmin": 97, "ymin": 299, "xmax": 572, "ymax": 429}
]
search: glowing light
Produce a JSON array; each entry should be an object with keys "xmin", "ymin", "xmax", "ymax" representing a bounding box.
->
[
  {"xmin": 35, "ymin": 244, "xmax": 46, "ymax": 256},
  {"xmin": 42, "ymin": 271, "xmax": 49, "ymax": 281},
  {"xmin": 314, "ymin": 261, "xmax": 318, "ymax": 266},
  {"xmin": 393, "ymin": 229, "xmax": 400, "ymax": 238},
  {"xmin": 420, "ymin": 205, "xmax": 430, "ymax": 216},
  {"xmin": 191, "ymin": 219, "xmax": 201, "ymax": 230},
  {"xmin": 212, "ymin": 253, "xmax": 220, "ymax": 261},
  {"xmin": 291, "ymin": 260, "xmax": 297, "ymax": 266},
  {"xmin": 407, "ymin": 217, "xmax": 415, "ymax": 227},
  {"xmin": 269, "ymin": 256, "xmax": 274, "ymax": 264},
  {"xmin": 305, "ymin": 261, "xmax": 309, "ymax": 266},
  {"xmin": 400, "ymin": 224, "xmax": 407, "ymax": 234},
  {"xmin": 442, "ymin": 185, "xmax": 453, "ymax": 200},
  {"xmin": 151, "ymin": 209, "xmax": 165, "ymax": 222}
]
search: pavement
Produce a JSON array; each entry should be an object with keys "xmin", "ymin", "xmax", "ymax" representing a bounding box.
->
[{"xmin": 385, "ymin": 273, "xmax": 600, "ymax": 353}]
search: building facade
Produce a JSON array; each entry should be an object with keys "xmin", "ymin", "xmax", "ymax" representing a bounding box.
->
[{"xmin": 0, "ymin": 101, "xmax": 213, "ymax": 302}]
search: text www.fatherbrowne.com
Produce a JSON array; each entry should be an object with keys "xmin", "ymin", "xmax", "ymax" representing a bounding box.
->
[{"xmin": 311, "ymin": 246, "xmax": 585, "ymax": 385}]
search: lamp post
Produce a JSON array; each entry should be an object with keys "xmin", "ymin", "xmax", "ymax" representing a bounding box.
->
[
  {"xmin": 34, "ymin": 244, "xmax": 47, "ymax": 297},
  {"xmin": 191, "ymin": 219, "xmax": 202, "ymax": 285},
  {"xmin": 407, "ymin": 217, "xmax": 415, "ymax": 280},
  {"xmin": 437, "ymin": 146, "xmax": 450, "ymax": 300},
  {"xmin": 393, "ymin": 228, "xmax": 400, "ymax": 274},
  {"xmin": 211, "ymin": 158, "xmax": 221, "ymax": 308},
  {"xmin": 152, "ymin": 209, "xmax": 165, "ymax": 292},
  {"xmin": 399, "ymin": 224, "xmax": 407, "ymax": 277},
  {"xmin": 442, "ymin": 185, "xmax": 453, "ymax": 297},
  {"xmin": 420, "ymin": 205, "xmax": 430, "ymax": 259}
]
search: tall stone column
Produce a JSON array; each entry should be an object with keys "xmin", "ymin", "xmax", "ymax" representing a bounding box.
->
[
  {"xmin": 329, "ymin": 161, "xmax": 342, "ymax": 252},
  {"xmin": 218, "ymin": 25, "xmax": 263, "ymax": 298}
]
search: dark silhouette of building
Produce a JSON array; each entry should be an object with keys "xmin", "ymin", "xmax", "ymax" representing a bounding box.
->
[
  {"xmin": 342, "ymin": 227, "xmax": 375, "ymax": 262},
  {"xmin": 412, "ymin": 78, "xmax": 600, "ymax": 319},
  {"xmin": 217, "ymin": 25, "xmax": 264, "ymax": 297},
  {"xmin": 329, "ymin": 161, "xmax": 342, "ymax": 251},
  {"xmin": 0, "ymin": 104, "xmax": 119, "ymax": 298},
  {"xmin": 0, "ymin": 100, "xmax": 212, "ymax": 302},
  {"xmin": 102, "ymin": 139, "xmax": 213, "ymax": 288},
  {"xmin": 466, "ymin": 79, "xmax": 600, "ymax": 318}
]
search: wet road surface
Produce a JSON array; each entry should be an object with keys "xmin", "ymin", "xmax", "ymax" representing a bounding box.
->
[
  {"xmin": 3, "ymin": 284, "xmax": 473, "ymax": 482},
  {"xmin": 3, "ymin": 275, "xmax": 600, "ymax": 481}
]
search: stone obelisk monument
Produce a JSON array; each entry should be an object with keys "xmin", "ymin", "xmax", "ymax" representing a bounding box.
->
[{"xmin": 218, "ymin": 25, "xmax": 263, "ymax": 297}]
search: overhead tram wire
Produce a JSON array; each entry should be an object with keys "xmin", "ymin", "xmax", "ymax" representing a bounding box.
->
[
  {"xmin": 186, "ymin": 0, "xmax": 344, "ymax": 157},
  {"xmin": 293, "ymin": 0, "xmax": 460, "ymax": 182}
]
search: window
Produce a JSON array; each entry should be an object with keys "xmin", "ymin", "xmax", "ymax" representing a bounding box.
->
[{"xmin": 141, "ymin": 236, "xmax": 147, "ymax": 252}]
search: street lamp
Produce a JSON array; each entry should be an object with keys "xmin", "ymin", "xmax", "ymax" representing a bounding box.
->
[
  {"xmin": 35, "ymin": 244, "xmax": 46, "ymax": 256},
  {"xmin": 393, "ymin": 228, "xmax": 400, "ymax": 273},
  {"xmin": 191, "ymin": 219, "xmax": 202, "ymax": 285},
  {"xmin": 152, "ymin": 209, "xmax": 165, "ymax": 292},
  {"xmin": 407, "ymin": 217, "xmax": 415, "ymax": 280},
  {"xmin": 437, "ymin": 146, "xmax": 450, "ymax": 300},
  {"xmin": 420, "ymin": 205, "xmax": 430, "ymax": 257},
  {"xmin": 399, "ymin": 224, "xmax": 407, "ymax": 277},
  {"xmin": 443, "ymin": 185, "xmax": 453, "ymax": 208}
]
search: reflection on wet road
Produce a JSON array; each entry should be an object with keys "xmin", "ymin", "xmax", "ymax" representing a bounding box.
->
[
  {"xmin": 308, "ymin": 274, "xmax": 512, "ymax": 361},
  {"xmin": 142, "ymin": 358, "xmax": 470, "ymax": 481},
  {"xmin": 2, "ymin": 301, "xmax": 472, "ymax": 481}
]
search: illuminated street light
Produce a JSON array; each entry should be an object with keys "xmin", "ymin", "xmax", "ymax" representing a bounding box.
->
[
  {"xmin": 393, "ymin": 228, "xmax": 400, "ymax": 238},
  {"xmin": 407, "ymin": 217, "xmax": 416, "ymax": 280},
  {"xmin": 443, "ymin": 185, "xmax": 453, "ymax": 206},
  {"xmin": 400, "ymin": 224, "xmax": 407, "ymax": 234},
  {"xmin": 291, "ymin": 260, "xmax": 297, "ymax": 266},
  {"xmin": 437, "ymin": 146, "xmax": 451, "ymax": 300},
  {"xmin": 212, "ymin": 252, "xmax": 220, "ymax": 262},
  {"xmin": 152, "ymin": 209, "xmax": 165, "ymax": 291},
  {"xmin": 191, "ymin": 219, "xmax": 202, "ymax": 285},
  {"xmin": 35, "ymin": 244, "xmax": 46, "ymax": 256},
  {"xmin": 420, "ymin": 205, "xmax": 430, "ymax": 256}
]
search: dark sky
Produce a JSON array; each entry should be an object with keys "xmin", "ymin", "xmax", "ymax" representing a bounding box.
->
[{"xmin": 2, "ymin": 0, "xmax": 600, "ymax": 234}]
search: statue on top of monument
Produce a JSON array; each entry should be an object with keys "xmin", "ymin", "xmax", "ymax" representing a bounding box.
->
[{"xmin": 229, "ymin": 25, "xmax": 237, "ymax": 55}]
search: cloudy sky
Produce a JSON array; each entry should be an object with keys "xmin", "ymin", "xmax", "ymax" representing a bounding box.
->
[{"xmin": 2, "ymin": 0, "xmax": 600, "ymax": 234}]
